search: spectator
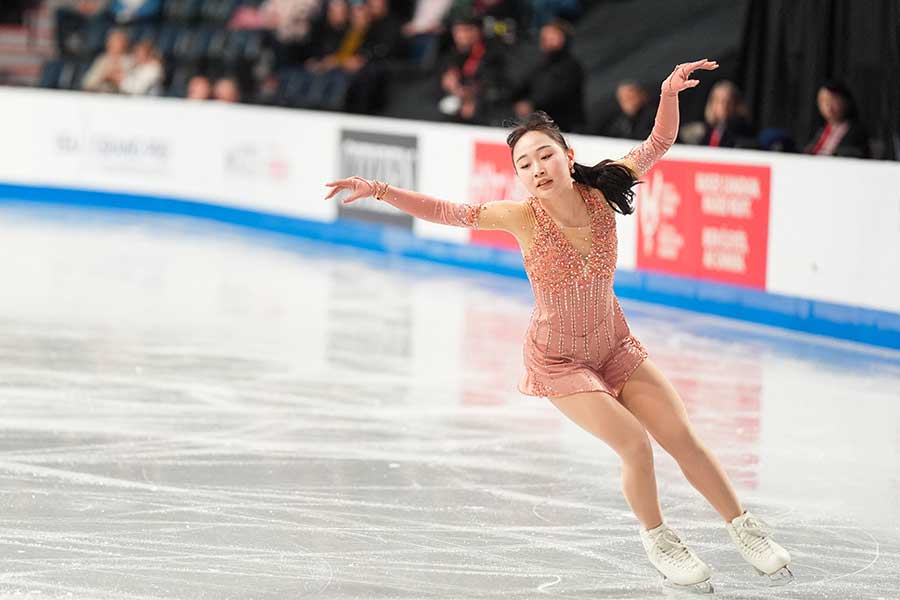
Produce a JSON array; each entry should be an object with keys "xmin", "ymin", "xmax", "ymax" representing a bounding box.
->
[
  {"xmin": 447, "ymin": 0, "xmax": 521, "ymax": 43},
  {"xmin": 436, "ymin": 14, "xmax": 507, "ymax": 124},
  {"xmin": 305, "ymin": 0, "xmax": 350, "ymax": 69},
  {"xmin": 51, "ymin": 0, "xmax": 105, "ymax": 57},
  {"xmin": 365, "ymin": 0, "xmax": 403, "ymax": 62},
  {"xmin": 403, "ymin": 0, "xmax": 451, "ymax": 36},
  {"xmin": 120, "ymin": 39, "xmax": 164, "ymax": 95},
  {"xmin": 699, "ymin": 80, "xmax": 755, "ymax": 148},
  {"xmin": 297, "ymin": 1, "xmax": 396, "ymax": 112},
  {"xmin": 338, "ymin": 0, "xmax": 404, "ymax": 112},
  {"xmin": 600, "ymin": 80, "xmax": 655, "ymax": 140},
  {"xmin": 230, "ymin": 0, "xmax": 322, "ymax": 68},
  {"xmin": 186, "ymin": 74, "xmax": 212, "ymax": 100},
  {"xmin": 213, "ymin": 77, "xmax": 242, "ymax": 103},
  {"xmin": 804, "ymin": 80, "xmax": 870, "ymax": 159},
  {"xmin": 81, "ymin": 28, "xmax": 133, "ymax": 93},
  {"xmin": 510, "ymin": 19, "xmax": 583, "ymax": 132},
  {"xmin": 401, "ymin": 0, "xmax": 452, "ymax": 67}
]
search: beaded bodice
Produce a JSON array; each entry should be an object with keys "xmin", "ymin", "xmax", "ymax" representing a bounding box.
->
[
  {"xmin": 522, "ymin": 182, "xmax": 618, "ymax": 291},
  {"xmin": 521, "ymin": 182, "xmax": 621, "ymax": 358}
]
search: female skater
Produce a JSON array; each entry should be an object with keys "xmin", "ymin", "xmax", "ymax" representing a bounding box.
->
[{"xmin": 324, "ymin": 58, "xmax": 792, "ymax": 592}]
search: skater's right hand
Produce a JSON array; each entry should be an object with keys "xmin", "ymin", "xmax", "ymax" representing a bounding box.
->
[{"xmin": 324, "ymin": 176, "xmax": 375, "ymax": 204}]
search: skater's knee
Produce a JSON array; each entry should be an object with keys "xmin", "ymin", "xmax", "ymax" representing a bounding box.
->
[
  {"xmin": 619, "ymin": 434, "xmax": 653, "ymax": 466},
  {"xmin": 662, "ymin": 430, "xmax": 704, "ymax": 462}
]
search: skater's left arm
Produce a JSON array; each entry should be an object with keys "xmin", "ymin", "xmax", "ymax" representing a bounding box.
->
[{"xmin": 616, "ymin": 58, "xmax": 719, "ymax": 178}]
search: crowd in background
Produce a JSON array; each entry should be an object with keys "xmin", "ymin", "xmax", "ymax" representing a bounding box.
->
[{"xmin": 38, "ymin": 0, "xmax": 881, "ymax": 160}]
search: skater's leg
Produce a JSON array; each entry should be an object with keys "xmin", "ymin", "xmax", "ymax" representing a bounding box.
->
[
  {"xmin": 548, "ymin": 390, "xmax": 663, "ymax": 530},
  {"xmin": 619, "ymin": 359, "xmax": 744, "ymax": 522}
]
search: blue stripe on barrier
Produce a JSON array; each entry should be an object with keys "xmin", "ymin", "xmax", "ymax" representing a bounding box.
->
[{"xmin": 1, "ymin": 182, "xmax": 898, "ymax": 350}]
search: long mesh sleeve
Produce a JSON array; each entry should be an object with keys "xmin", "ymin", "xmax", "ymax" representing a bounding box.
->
[
  {"xmin": 621, "ymin": 90, "xmax": 680, "ymax": 177},
  {"xmin": 377, "ymin": 185, "xmax": 484, "ymax": 229}
]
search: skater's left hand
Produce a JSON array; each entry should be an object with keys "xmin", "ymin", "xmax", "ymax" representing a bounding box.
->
[{"xmin": 661, "ymin": 58, "xmax": 719, "ymax": 95}]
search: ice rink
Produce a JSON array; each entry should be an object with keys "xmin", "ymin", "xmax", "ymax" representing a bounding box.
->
[{"xmin": 1, "ymin": 204, "xmax": 898, "ymax": 599}]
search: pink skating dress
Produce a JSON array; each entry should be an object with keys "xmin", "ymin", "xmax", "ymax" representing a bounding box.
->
[
  {"xmin": 368, "ymin": 88, "xmax": 679, "ymax": 400},
  {"xmin": 516, "ymin": 182, "xmax": 647, "ymax": 399}
]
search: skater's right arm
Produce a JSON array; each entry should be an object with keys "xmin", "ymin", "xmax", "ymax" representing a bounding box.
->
[{"xmin": 324, "ymin": 176, "xmax": 528, "ymax": 232}]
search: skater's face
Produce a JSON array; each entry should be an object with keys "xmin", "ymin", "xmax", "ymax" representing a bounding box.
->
[{"xmin": 512, "ymin": 131, "xmax": 575, "ymax": 200}]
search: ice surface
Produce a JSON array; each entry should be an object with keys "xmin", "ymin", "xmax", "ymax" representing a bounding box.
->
[{"xmin": 0, "ymin": 204, "xmax": 898, "ymax": 599}]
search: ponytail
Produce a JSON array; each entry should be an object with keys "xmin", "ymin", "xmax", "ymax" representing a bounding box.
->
[{"xmin": 572, "ymin": 160, "xmax": 638, "ymax": 215}]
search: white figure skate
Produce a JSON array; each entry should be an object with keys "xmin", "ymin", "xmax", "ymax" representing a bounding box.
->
[
  {"xmin": 640, "ymin": 521, "xmax": 714, "ymax": 593},
  {"xmin": 726, "ymin": 510, "xmax": 793, "ymax": 584}
]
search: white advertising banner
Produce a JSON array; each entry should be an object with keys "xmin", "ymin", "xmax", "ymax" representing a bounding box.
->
[{"xmin": 1, "ymin": 88, "xmax": 898, "ymax": 315}]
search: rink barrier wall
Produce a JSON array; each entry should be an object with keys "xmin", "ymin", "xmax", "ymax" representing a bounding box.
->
[{"xmin": 1, "ymin": 182, "xmax": 898, "ymax": 350}]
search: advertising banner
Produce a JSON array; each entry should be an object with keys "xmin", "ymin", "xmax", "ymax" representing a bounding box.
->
[
  {"xmin": 467, "ymin": 141, "xmax": 524, "ymax": 250},
  {"xmin": 337, "ymin": 130, "xmax": 417, "ymax": 229},
  {"xmin": 636, "ymin": 160, "xmax": 771, "ymax": 289}
]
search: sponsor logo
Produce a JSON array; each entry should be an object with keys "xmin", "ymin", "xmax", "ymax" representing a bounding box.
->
[
  {"xmin": 467, "ymin": 141, "xmax": 523, "ymax": 250},
  {"xmin": 337, "ymin": 130, "xmax": 417, "ymax": 228},
  {"xmin": 223, "ymin": 142, "xmax": 291, "ymax": 182},
  {"xmin": 54, "ymin": 131, "xmax": 170, "ymax": 174},
  {"xmin": 636, "ymin": 160, "xmax": 771, "ymax": 288}
]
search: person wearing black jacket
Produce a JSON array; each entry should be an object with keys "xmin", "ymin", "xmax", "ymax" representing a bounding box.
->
[
  {"xmin": 510, "ymin": 20, "xmax": 584, "ymax": 132},
  {"xmin": 342, "ymin": 0, "xmax": 404, "ymax": 112},
  {"xmin": 600, "ymin": 80, "xmax": 656, "ymax": 140},
  {"xmin": 436, "ymin": 14, "xmax": 508, "ymax": 124},
  {"xmin": 698, "ymin": 80, "xmax": 756, "ymax": 149},
  {"xmin": 804, "ymin": 80, "xmax": 870, "ymax": 159}
]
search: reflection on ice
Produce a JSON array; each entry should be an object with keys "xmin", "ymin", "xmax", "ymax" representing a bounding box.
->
[{"xmin": 0, "ymin": 206, "xmax": 898, "ymax": 598}]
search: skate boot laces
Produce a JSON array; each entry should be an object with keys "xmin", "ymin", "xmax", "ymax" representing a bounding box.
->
[
  {"xmin": 656, "ymin": 528, "xmax": 693, "ymax": 564},
  {"xmin": 737, "ymin": 514, "xmax": 773, "ymax": 555}
]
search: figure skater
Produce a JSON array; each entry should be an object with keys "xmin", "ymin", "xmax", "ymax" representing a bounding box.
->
[{"xmin": 324, "ymin": 58, "xmax": 793, "ymax": 593}]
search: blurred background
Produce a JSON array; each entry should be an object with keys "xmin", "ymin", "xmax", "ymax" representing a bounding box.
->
[{"xmin": 2, "ymin": 0, "xmax": 897, "ymax": 159}]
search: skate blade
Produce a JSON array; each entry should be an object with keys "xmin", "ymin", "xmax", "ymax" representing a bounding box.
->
[
  {"xmin": 752, "ymin": 564, "xmax": 794, "ymax": 586},
  {"xmin": 659, "ymin": 575, "xmax": 715, "ymax": 595}
]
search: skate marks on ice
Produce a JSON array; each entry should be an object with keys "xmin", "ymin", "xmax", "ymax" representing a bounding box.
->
[{"xmin": 0, "ymin": 209, "xmax": 899, "ymax": 598}]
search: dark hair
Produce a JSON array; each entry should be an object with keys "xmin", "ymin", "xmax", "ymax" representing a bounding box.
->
[
  {"xmin": 819, "ymin": 79, "xmax": 859, "ymax": 121},
  {"xmin": 506, "ymin": 111, "xmax": 638, "ymax": 215}
]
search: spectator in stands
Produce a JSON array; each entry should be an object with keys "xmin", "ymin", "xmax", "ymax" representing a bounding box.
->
[
  {"xmin": 338, "ymin": 0, "xmax": 404, "ymax": 111},
  {"xmin": 186, "ymin": 74, "xmax": 212, "ymax": 100},
  {"xmin": 600, "ymin": 80, "xmax": 655, "ymax": 140},
  {"xmin": 447, "ymin": 0, "xmax": 522, "ymax": 43},
  {"xmin": 81, "ymin": 27, "xmax": 133, "ymax": 93},
  {"xmin": 213, "ymin": 77, "xmax": 243, "ymax": 103},
  {"xmin": 436, "ymin": 14, "xmax": 508, "ymax": 124},
  {"xmin": 305, "ymin": 0, "xmax": 350, "ymax": 69},
  {"xmin": 698, "ymin": 80, "xmax": 755, "ymax": 148},
  {"xmin": 51, "ymin": 0, "xmax": 105, "ymax": 57},
  {"xmin": 402, "ymin": 0, "xmax": 452, "ymax": 67},
  {"xmin": 804, "ymin": 80, "xmax": 870, "ymax": 159},
  {"xmin": 120, "ymin": 39, "xmax": 164, "ymax": 95},
  {"xmin": 510, "ymin": 19, "xmax": 583, "ymax": 132},
  {"xmin": 298, "ymin": 1, "xmax": 398, "ymax": 112},
  {"xmin": 528, "ymin": 0, "xmax": 581, "ymax": 34},
  {"xmin": 365, "ymin": 0, "xmax": 403, "ymax": 62},
  {"xmin": 230, "ymin": 0, "xmax": 322, "ymax": 68}
]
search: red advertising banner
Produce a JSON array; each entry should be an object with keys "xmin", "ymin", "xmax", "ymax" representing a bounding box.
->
[
  {"xmin": 636, "ymin": 159, "xmax": 771, "ymax": 289},
  {"xmin": 467, "ymin": 141, "xmax": 524, "ymax": 250}
]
